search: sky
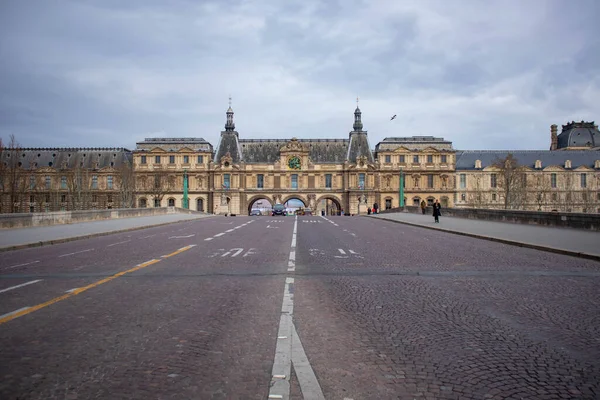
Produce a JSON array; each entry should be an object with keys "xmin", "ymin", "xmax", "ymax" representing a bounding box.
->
[{"xmin": 1, "ymin": 0, "xmax": 599, "ymax": 151}]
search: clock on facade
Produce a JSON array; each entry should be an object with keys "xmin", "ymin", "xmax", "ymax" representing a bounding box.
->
[{"xmin": 287, "ymin": 156, "xmax": 301, "ymax": 170}]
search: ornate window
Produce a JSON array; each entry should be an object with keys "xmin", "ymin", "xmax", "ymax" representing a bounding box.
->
[
  {"xmin": 107, "ymin": 175, "xmax": 113, "ymax": 189},
  {"xmin": 257, "ymin": 174, "xmax": 264, "ymax": 189},
  {"xmin": 291, "ymin": 174, "xmax": 298, "ymax": 189},
  {"xmin": 551, "ymin": 173, "xmax": 557, "ymax": 188},
  {"xmin": 325, "ymin": 174, "xmax": 332, "ymax": 188},
  {"xmin": 491, "ymin": 174, "xmax": 497, "ymax": 188}
]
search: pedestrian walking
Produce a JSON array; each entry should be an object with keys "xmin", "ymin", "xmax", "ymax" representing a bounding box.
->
[
  {"xmin": 367, "ymin": 207, "xmax": 372, "ymax": 215},
  {"xmin": 432, "ymin": 199, "xmax": 441, "ymax": 223},
  {"xmin": 420, "ymin": 200, "xmax": 426, "ymax": 215}
]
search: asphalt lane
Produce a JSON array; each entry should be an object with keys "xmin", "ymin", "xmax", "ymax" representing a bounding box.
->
[{"xmin": 1, "ymin": 215, "xmax": 599, "ymax": 399}]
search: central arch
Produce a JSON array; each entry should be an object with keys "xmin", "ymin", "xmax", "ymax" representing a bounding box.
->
[
  {"xmin": 247, "ymin": 195, "xmax": 274, "ymax": 215},
  {"xmin": 282, "ymin": 196, "xmax": 306, "ymax": 215}
]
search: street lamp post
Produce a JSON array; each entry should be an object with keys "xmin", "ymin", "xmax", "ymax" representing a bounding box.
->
[
  {"xmin": 399, "ymin": 168, "xmax": 405, "ymax": 211},
  {"xmin": 182, "ymin": 169, "xmax": 189, "ymax": 209}
]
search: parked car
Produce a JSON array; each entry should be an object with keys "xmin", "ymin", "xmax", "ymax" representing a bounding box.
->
[
  {"xmin": 249, "ymin": 209, "xmax": 261, "ymax": 216},
  {"xmin": 272, "ymin": 204, "xmax": 287, "ymax": 216}
]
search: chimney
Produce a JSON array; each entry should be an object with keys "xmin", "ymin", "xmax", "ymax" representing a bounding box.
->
[{"xmin": 550, "ymin": 124, "xmax": 558, "ymax": 151}]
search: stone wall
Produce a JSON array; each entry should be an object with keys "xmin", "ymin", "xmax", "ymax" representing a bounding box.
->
[
  {"xmin": 379, "ymin": 206, "xmax": 600, "ymax": 231},
  {"xmin": 0, "ymin": 207, "xmax": 206, "ymax": 229}
]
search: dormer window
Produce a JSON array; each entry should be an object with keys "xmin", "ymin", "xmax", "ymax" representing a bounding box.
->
[
  {"xmin": 475, "ymin": 159, "xmax": 482, "ymax": 169},
  {"xmin": 535, "ymin": 160, "xmax": 542, "ymax": 169},
  {"xmin": 595, "ymin": 160, "xmax": 600, "ymax": 169},
  {"xmin": 565, "ymin": 160, "xmax": 572, "ymax": 169}
]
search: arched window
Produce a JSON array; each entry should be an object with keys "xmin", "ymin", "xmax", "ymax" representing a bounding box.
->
[
  {"xmin": 139, "ymin": 198, "xmax": 147, "ymax": 208},
  {"xmin": 197, "ymin": 198, "xmax": 204, "ymax": 212},
  {"xmin": 168, "ymin": 198, "xmax": 175, "ymax": 207}
]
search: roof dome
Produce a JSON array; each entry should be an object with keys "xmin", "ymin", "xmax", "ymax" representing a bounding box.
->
[{"xmin": 556, "ymin": 121, "xmax": 598, "ymax": 149}]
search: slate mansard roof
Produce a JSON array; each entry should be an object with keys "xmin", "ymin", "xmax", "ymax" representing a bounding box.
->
[
  {"xmin": 135, "ymin": 137, "xmax": 213, "ymax": 152},
  {"xmin": 455, "ymin": 150, "xmax": 600, "ymax": 170},
  {"xmin": 1, "ymin": 148, "xmax": 132, "ymax": 170},
  {"xmin": 556, "ymin": 121, "xmax": 599, "ymax": 149},
  {"xmin": 240, "ymin": 139, "xmax": 350, "ymax": 163},
  {"xmin": 375, "ymin": 136, "xmax": 454, "ymax": 153}
]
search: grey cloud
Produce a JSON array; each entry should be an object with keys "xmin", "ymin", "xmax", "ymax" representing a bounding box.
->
[{"xmin": 0, "ymin": 0, "xmax": 599, "ymax": 151}]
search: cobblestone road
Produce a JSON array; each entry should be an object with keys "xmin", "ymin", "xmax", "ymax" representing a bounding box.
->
[{"xmin": 1, "ymin": 215, "xmax": 598, "ymax": 399}]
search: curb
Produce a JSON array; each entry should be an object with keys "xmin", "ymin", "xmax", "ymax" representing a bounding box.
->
[
  {"xmin": 373, "ymin": 216, "xmax": 600, "ymax": 262},
  {"xmin": 0, "ymin": 215, "xmax": 215, "ymax": 253}
]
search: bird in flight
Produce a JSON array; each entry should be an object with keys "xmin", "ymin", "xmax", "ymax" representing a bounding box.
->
[{"xmin": 390, "ymin": 115, "xmax": 397, "ymax": 121}]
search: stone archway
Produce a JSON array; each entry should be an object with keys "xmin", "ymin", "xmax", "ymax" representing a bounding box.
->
[
  {"xmin": 281, "ymin": 195, "xmax": 307, "ymax": 206},
  {"xmin": 316, "ymin": 195, "xmax": 342, "ymax": 216},
  {"xmin": 247, "ymin": 195, "xmax": 274, "ymax": 215}
]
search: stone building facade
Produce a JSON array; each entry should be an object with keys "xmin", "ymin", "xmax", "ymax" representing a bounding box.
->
[
  {"xmin": 2, "ymin": 107, "xmax": 599, "ymax": 215},
  {"xmin": 0, "ymin": 147, "xmax": 133, "ymax": 213}
]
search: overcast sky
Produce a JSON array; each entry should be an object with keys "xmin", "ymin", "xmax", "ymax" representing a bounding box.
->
[{"xmin": 1, "ymin": 0, "xmax": 598, "ymax": 151}]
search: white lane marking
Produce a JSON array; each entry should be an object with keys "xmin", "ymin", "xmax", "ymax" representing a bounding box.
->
[
  {"xmin": 243, "ymin": 248, "xmax": 257, "ymax": 257},
  {"xmin": 269, "ymin": 277, "xmax": 294, "ymax": 399},
  {"xmin": 168, "ymin": 234, "xmax": 195, "ymax": 239},
  {"xmin": 349, "ymin": 250, "xmax": 358, "ymax": 254},
  {"xmin": 320, "ymin": 215, "xmax": 339, "ymax": 227},
  {"xmin": 204, "ymin": 238, "xmax": 213, "ymax": 241},
  {"xmin": 269, "ymin": 276, "xmax": 325, "ymax": 400},
  {"xmin": 0, "ymin": 280, "xmax": 42, "ymax": 294},
  {"xmin": 140, "ymin": 234, "xmax": 156, "ymax": 239},
  {"xmin": 107, "ymin": 240, "xmax": 131, "ymax": 247},
  {"xmin": 65, "ymin": 288, "xmax": 80, "ymax": 293},
  {"xmin": 287, "ymin": 216, "xmax": 298, "ymax": 272},
  {"xmin": 214, "ymin": 233, "xmax": 225, "ymax": 237},
  {"xmin": 0, "ymin": 307, "xmax": 31, "ymax": 320},
  {"xmin": 222, "ymin": 248, "xmax": 243, "ymax": 257},
  {"xmin": 225, "ymin": 229, "xmax": 234, "ymax": 232},
  {"xmin": 338, "ymin": 249, "xmax": 347, "ymax": 255},
  {"xmin": 291, "ymin": 323, "xmax": 326, "ymax": 400},
  {"xmin": 3, "ymin": 260, "xmax": 40, "ymax": 270},
  {"xmin": 58, "ymin": 249, "xmax": 94, "ymax": 258}
]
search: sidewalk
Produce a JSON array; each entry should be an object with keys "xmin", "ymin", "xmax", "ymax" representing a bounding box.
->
[
  {"xmin": 371, "ymin": 212, "xmax": 600, "ymax": 261},
  {"xmin": 0, "ymin": 213, "xmax": 212, "ymax": 251}
]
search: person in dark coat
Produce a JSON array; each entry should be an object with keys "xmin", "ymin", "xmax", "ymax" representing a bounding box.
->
[{"xmin": 432, "ymin": 199, "xmax": 441, "ymax": 223}]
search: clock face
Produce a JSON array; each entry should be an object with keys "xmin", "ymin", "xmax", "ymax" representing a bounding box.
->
[{"xmin": 287, "ymin": 156, "xmax": 301, "ymax": 170}]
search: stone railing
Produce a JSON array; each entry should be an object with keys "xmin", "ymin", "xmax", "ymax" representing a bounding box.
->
[
  {"xmin": 379, "ymin": 206, "xmax": 600, "ymax": 231},
  {"xmin": 0, "ymin": 207, "xmax": 206, "ymax": 229}
]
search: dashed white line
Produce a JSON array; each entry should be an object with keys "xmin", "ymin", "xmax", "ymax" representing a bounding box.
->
[
  {"xmin": 0, "ymin": 280, "xmax": 42, "ymax": 294},
  {"xmin": 107, "ymin": 240, "xmax": 131, "ymax": 247},
  {"xmin": 287, "ymin": 216, "xmax": 298, "ymax": 272},
  {"xmin": 3, "ymin": 260, "xmax": 40, "ymax": 270},
  {"xmin": 214, "ymin": 233, "xmax": 225, "ymax": 237},
  {"xmin": 58, "ymin": 249, "xmax": 94, "ymax": 258},
  {"xmin": 204, "ymin": 238, "xmax": 213, "ymax": 241},
  {"xmin": 225, "ymin": 229, "xmax": 234, "ymax": 232},
  {"xmin": 168, "ymin": 234, "xmax": 196, "ymax": 239},
  {"xmin": 140, "ymin": 234, "xmax": 156, "ymax": 239}
]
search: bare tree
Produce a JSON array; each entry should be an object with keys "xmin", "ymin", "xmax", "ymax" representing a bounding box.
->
[
  {"xmin": 116, "ymin": 162, "xmax": 136, "ymax": 208},
  {"xmin": 141, "ymin": 169, "xmax": 173, "ymax": 207},
  {"xmin": 65, "ymin": 164, "xmax": 92, "ymax": 210},
  {"xmin": 492, "ymin": 153, "xmax": 527, "ymax": 210},
  {"xmin": 0, "ymin": 135, "xmax": 30, "ymax": 213},
  {"xmin": 468, "ymin": 174, "xmax": 486, "ymax": 208},
  {"xmin": 531, "ymin": 174, "xmax": 552, "ymax": 211}
]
